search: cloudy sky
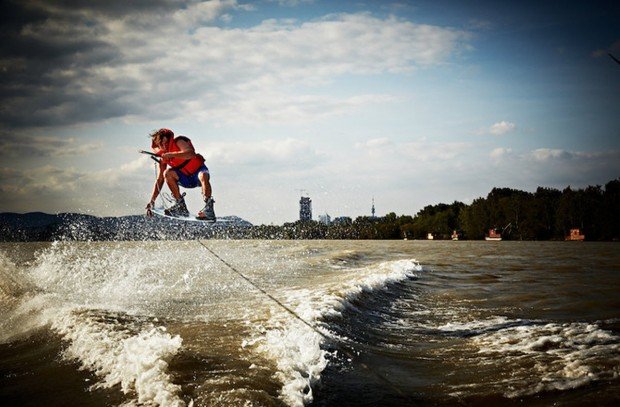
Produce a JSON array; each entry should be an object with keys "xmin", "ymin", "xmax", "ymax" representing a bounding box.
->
[{"xmin": 1, "ymin": 0, "xmax": 619, "ymax": 224}]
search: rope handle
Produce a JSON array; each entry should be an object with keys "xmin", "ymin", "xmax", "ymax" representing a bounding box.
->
[{"xmin": 139, "ymin": 149, "xmax": 161, "ymax": 163}]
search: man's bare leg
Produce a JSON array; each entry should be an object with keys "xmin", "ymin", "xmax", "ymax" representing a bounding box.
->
[
  {"xmin": 164, "ymin": 169, "xmax": 181, "ymax": 200},
  {"xmin": 198, "ymin": 171, "xmax": 212, "ymax": 200}
]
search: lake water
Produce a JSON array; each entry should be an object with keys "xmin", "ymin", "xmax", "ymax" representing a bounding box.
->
[{"xmin": 1, "ymin": 240, "xmax": 619, "ymax": 406}]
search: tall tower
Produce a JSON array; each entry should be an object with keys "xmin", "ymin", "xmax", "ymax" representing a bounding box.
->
[
  {"xmin": 300, "ymin": 196, "xmax": 312, "ymax": 221},
  {"xmin": 371, "ymin": 197, "xmax": 376, "ymax": 218}
]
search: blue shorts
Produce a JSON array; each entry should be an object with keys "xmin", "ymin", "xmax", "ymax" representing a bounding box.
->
[{"xmin": 175, "ymin": 164, "xmax": 209, "ymax": 189}]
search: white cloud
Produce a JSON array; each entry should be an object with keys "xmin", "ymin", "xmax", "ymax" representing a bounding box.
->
[
  {"xmin": 0, "ymin": 135, "xmax": 103, "ymax": 157},
  {"xmin": 173, "ymin": 0, "xmax": 253, "ymax": 26},
  {"xmin": 0, "ymin": 165, "xmax": 82, "ymax": 197},
  {"xmin": 85, "ymin": 156, "xmax": 152, "ymax": 186},
  {"xmin": 203, "ymin": 138, "xmax": 323, "ymax": 169},
  {"xmin": 488, "ymin": 121, "xmax": 516, "ymax": 135},
  {"xmin": 353, "ymin": 139, "xmax": 471, "ymax": 161},
  {"xmin": 0, "ymin": 157, "xmax": 153, "ymax": 215},
  {"xmin": 490, "ymin": 147, "xmax": 512, "ymax": 160},
  {"xmin": 530, "ymin": 148, "xmax": 572, "ymax": 161},
  {"xmin": 484, "ymin": 147, "xmax": 620, "ymax": 189},
  {"xmin": 2, "ymin": 7, "xmax": 470, "ymax": 129},
  {"xmin": 400, "ymin": 141, "xmax": 471, "ymax": 161},
  {"xmin": 151, "ymin": 13, "xmax": 467, "ymax": 125},
  {"xmin": 328, "ymin": 139, "xmax": 473, "ymax": 190},
  {"xmin": 355, "ymin": 137, "xmax": 392, "ymax": 149},
  {"xmin": 270, "ymin": 0, "xmax": 316, "ymax": 6},
  {"xmin": 188, "ymin": 92, "xmax": 396, "ymax": 126}
]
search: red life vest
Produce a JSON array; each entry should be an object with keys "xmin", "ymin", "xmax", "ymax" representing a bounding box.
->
[{"xmin": 156, "ymin": 136, "xmax": 205, "ymax": 176}]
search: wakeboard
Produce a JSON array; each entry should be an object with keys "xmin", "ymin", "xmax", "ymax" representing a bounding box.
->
[{"xmin": 151, "ymin": 207, "xmax": 220, "ymax": 223}]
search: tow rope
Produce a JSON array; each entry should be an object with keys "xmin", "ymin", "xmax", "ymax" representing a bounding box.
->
[
  {"xmin": 195, "ymin": 240, "xmax": 412, "ymax": 402},
  {"xmin": 141, "ymin": 148, "xmax": 412, "ymax": 401}
]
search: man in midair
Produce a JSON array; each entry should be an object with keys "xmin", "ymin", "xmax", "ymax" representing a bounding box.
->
[{"xmin": 146, "ymin": 128, "xmax": 216, "ymax": 222}]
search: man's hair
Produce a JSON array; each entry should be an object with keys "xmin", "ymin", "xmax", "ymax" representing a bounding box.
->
[{"xmin": 149, "ymin": 128, "xmax": 174, "ymax": 145}]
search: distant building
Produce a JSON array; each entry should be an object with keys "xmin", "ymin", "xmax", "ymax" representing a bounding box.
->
[
  {"xmin": 300, "ymin": 196, "xmax": 312, "ymax": 221},
  {"xmin": 318, "ymin": 213, "xmax": 331, "ymax": 225},
  {"xmin": 371, "ymin": 197, "xmax": 376, "ymax": 218},
  {"xmin": 333, "ymin": 216, "xmax": 352, "ymax": 225}
]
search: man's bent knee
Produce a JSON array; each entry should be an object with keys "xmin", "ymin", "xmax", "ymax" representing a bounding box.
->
[{"xmin": 164, "ymin": 169, "xmax": 178, "ymax": 181}]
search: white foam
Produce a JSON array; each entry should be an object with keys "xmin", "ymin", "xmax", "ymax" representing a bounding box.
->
[
  {"xmin": 27, "ymin": 242, "xmax": 176, "ymax": 309},
  {"xmin": 432, "ymin": 316, "xmax": 517, "ymax": 334},
  {"xmin": 52, "ymin": 310, "xmax": 186, "ymax": 406},
  {"xmin": 255, "ymin": 259, "xmax": 421, "ymax": 406},
  {"xmin": 470, "ymin": 319, "xmax": 620, "ymax": 397},
  {"xmin": 0, "ymin": 294, "xmax": 57, "ymax": 343},
  {"xmin": 0, "ymin": 252, "xmax": 27, "ymax": 298},
  {"xmin": 1, "ymin": 242, "xmax": 211, "ymax": 405},
  {"xmin": 0, "ymin": 251, "xmax": 59, "ymax": 343}
]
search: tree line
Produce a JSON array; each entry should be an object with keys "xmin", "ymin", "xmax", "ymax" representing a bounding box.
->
[
  {"xmin": 2, "ymin": 178, "xmax": 618, "ymax": 241},
  {"xmin": 258, "ymin": 178, "xmax": 620, "ymax": 240}
]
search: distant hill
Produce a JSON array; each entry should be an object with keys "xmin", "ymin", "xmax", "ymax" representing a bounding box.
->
[
  {"xmin": 0, "ymin": 212, "xmax": 61, "ymax": 228},
  {"xmin": 0, "ymin": 212, "xmax": 253, "ymax": 242}
]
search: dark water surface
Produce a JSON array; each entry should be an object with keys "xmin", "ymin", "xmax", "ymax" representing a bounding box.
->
[{"xmin": 1, "ymin": 241, "xmax": 618, "ymax": 406}]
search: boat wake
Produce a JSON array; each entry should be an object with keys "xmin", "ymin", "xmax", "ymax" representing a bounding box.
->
[
  {"xmin": 5, "ymin": 240, "xmax": 617, "ymax": 406},
  {"xmin": 472, "ymin": 318, "xmax": 620, "ymax": 397},
  {"xmin": 54, "ymin": 310, "xmax": 186, "ymax": 406},
  {"xmin": 250, "ymin": 259, "xmax": 422, "ymax": 406},
  {"xmin": 0, "ymin": 243, "xmax": 202, "ymax": 407},
  {"xmin": 431, "ymin": 316, "xmax": 620, "ymax": 398}
]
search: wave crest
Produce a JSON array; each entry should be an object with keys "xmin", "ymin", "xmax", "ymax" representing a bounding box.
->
[
  {"xmin": 254, "ymin": 259, "xmax": 421, "ymax": 406},
  {"xmin": 53, "ymin": 310, "xmax": 186, "ymax": 407}
]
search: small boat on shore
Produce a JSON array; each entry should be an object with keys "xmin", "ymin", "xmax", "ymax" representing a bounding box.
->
[
  {"xmin": 485, "ymin": 228, "xmax": 502, "ymax": 241},
  {"xmin": 565, "ymin": 228, "xmax": 585, "ymax": 241}
]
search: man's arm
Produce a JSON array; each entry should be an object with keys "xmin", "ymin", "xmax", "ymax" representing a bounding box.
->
[
  {"xmin": 162, "ymin": 139, "xmax": 196, "ymax": 160},
  {"xmin": 147, "ymin": 161, "xmax": 166, "ymax": 213}
]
